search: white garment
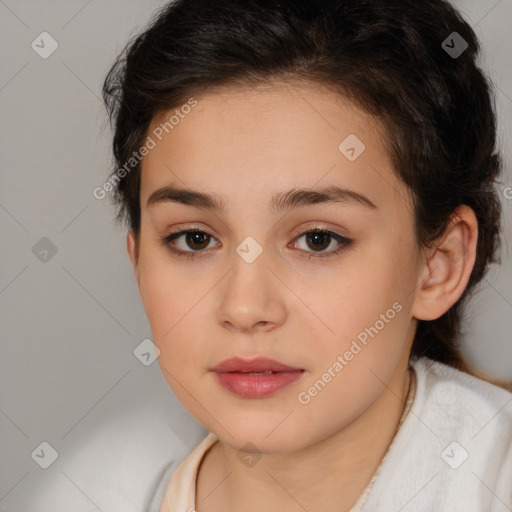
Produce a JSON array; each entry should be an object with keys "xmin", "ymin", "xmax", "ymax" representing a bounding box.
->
[{"xmin": 152, "ymin": 356, "xmax": 512, "ymax": 511}]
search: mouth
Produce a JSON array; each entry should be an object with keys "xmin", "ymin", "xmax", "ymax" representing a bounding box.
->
[{"xmin": 210, "ymin": 357, "xmax": 305, "ymax": 398}]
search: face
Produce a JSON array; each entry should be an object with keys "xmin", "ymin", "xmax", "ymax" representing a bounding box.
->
[{"xmin": 128, "ymin": 80, "xmax": 424, "ymax": 453}]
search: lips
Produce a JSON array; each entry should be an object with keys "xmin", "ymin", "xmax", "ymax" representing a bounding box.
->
[
  {"xmin": 210, "ymin": 357, "xmax": 303, "ymax": 373},
  {"xmin": 210, "ymin": 357, "xmax": 305, "ymax": 398}
]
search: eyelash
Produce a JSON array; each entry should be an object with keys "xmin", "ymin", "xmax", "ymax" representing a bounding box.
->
[{"xmin": 160, "ymin": 226, "xmax": 353, "ymax": 260}]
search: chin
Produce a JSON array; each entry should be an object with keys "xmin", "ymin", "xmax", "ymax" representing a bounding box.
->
[{"xmin": 209, "ymin": 414, "xmax": 316, "ymax": 455}]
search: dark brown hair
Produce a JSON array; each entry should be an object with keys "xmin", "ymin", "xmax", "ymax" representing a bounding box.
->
[{"xmin": 102, "ymin": 0, "xmax": 503, "ymax": 376}]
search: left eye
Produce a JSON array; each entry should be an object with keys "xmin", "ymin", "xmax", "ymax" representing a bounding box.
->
[
  {"xmin": 160, "ymin": 228, "xmax": 353, "ymax": 259},
  {"xmin": 292, "ymin": 229, "xmax": 353, "ymax": 257}
]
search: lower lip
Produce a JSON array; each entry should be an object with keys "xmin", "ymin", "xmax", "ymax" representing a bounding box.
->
[{"xmin": 213, "ymin": 370, "xmax": 304, "ymax": 398}]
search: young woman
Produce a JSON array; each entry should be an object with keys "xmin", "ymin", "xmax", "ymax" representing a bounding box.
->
[{"xmin": 102, "ymin": 0, "xmax": 512, "ymax": 510}]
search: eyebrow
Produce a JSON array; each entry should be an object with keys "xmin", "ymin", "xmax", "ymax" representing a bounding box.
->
[{"xmin": 146, "ymin": 184, "xmax": 377, "ymax": 213}]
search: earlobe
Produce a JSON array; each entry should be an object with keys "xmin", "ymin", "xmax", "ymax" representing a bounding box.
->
[{"xmin": 411, "ymin": 205, "xmax": 478, "ymax": 321}]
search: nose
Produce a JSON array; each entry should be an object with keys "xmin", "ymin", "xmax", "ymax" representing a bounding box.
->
[{"xmin": 216, "ymin": 249, "xmax": 287, "ymax": 334}]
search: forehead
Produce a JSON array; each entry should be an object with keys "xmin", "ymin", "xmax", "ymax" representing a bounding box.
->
[{"xmin": 140, "ymin": 80, "xmax": 411, "ymax": 214}]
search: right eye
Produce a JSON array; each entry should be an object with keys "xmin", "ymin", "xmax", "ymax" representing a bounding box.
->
[{"xmin": 160, "ymin": 229, "xmax": 219, "ymax": 259}]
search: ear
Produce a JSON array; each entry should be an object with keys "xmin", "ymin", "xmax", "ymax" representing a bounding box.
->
[
  {"xmin": 411, "ymin": 205, "xmax": 478, "ymax": 321},
  {"xmin": 126, "ymin": 230, "xmax": 140, "ymax": 290}
]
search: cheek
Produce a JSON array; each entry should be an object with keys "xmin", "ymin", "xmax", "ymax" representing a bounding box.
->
[
  {"xmin": 137, "ymin": 251, "xmax": 214, "ymax": 374},
  {"xmin": 291, "ymin": 248, "xmax": 416, "ymax": 432},
  {"xmin": 137, "ymin": 252, "xmax": 185, "ymax": 338},
  {"xmin": 305, "ymin": 238, "xmax": 417, "ymax": 362}
]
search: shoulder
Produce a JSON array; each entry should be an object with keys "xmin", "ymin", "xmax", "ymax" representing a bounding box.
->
[
  {"xmin": 364, "ymin": 356, "xmax": 512, "ymax": 510},
  {"xmin": 411, "ymin": 356, "xmax": 512, "ymax": 480},
  {"xmin": 154, "ymin": 432, "xmax": 218, "ymax": 512},
  {"xmin": 412, "ymin": 355, "xmax": 512, "ymax": 431}
]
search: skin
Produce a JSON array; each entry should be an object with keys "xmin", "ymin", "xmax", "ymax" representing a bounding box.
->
[{"xmin": 126, "ymin": 79, "xmax": 478, "ymax": 511}]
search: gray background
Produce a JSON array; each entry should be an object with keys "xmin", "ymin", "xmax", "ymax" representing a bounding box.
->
[{"xmin": 0, "ymin": 0, "xmax": 511, "ymax": 510}]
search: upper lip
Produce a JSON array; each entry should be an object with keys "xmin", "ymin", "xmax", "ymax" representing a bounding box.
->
[{"xmin": 210, "ymin": 357, "xmax": 303, "ymax": 373}]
